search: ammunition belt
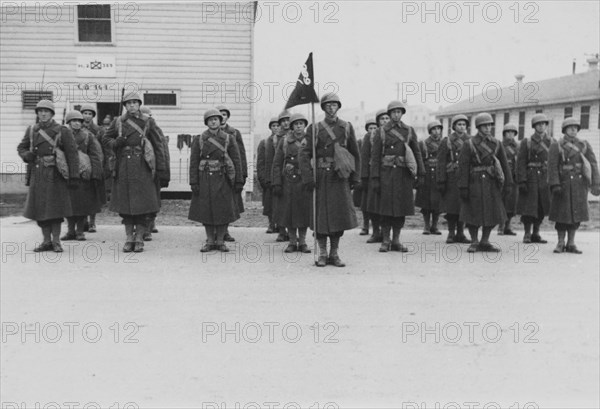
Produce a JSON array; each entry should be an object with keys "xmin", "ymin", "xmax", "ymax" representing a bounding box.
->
[
  {"xmin": 199, "ymin": 159, "xmax": 223, "ymax": 172},
  {"xmin": 317, "ymin": 157, "xmax": 334, "ymax": 168},
  {"xmin": 382, "ymin": 155, "xmax": 407, "ymax": 168},
  {"xmin": 527, "ymin": 162, "xmax": 546, "ymax": 169}
]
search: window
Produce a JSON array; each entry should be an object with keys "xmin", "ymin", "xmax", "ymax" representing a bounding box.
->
[
  {"xmin": 78, "ymin": 5, "xmax": 112, "ymax": 43},
  {"xmin": 564, "ymin": 107, "xmax": 573, "ymax": 119},
  {"xmin": 22, "ymin": 91, "xmax": 53, "ymax": 109},
  {"xmin": 535, "ymin": 108, "xmax": 543, "ymax": 113},
  {"xmin": 143, "ymin": 92, "xmax": 178, "ymax": 107},
  {"xmin": 580, "ymin": 105, "xmax": 590, "ymax": 130},
  {"xmin": 518, "ymin": 111, "xmax": 525, "ymax": 140},
  {"xmin": 504, "ymin": 112, "xmax": 510, "ymax": 124},
  {"xmin": 491, "ymin": 113, "xmax": 496, "ymax": 137}
]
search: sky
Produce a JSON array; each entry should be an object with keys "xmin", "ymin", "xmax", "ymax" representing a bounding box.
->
[{"xmin": 253, "ymin": 0, "xmax": 600, "ymax": 119}]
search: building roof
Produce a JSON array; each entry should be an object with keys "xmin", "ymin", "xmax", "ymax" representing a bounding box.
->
[{"xmin": 435, "ymin": 69, "xmax": 600, "ymax": 116}]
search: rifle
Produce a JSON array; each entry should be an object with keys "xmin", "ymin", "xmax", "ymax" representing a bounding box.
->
[{"xmin": 26, "ymin": 65, "xmax": 46, "ymax": 186}]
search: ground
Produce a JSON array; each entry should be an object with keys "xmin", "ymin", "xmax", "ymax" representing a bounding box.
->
[{"xmin": 1, "ymin": 203, "xmax": 599, "ymax": 407}]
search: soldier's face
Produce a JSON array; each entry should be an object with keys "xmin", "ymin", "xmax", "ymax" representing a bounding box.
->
[
  {"xmin": 378, "ymin": 115, "xmax": 390, "ymax": 126},
  {"xmin": 292, "ymin": 121, "xmax": 306, "ymax": 133},
  {"xmin": 220, "ymin": 111, "xmax": 229, "ymax": 124},
  {"xmin": 479, "ymin": 124, "xmax": 492, "ymax": 136},
  {"xmin": 503, "ymin": 131, "xmax": 517, "ymax": 140},
  {"xmin": 280, "ymin": 118, "xmax": 290, "ymax": 130},
  {"xmin": 367, "ymin": 124, "xmax": 378, "ymax": 134},
  {"xmin": 69, "ymin": 119, "xmax": 83, "ymax": 130},
  {"xmin": 565, "ymin": 126, "xmax": 578, "ymax": 138},
  {"xmin": 36, "ymin": 108, "xmax": 53, "ymax": 122},
  {"xmin": 430, "ymin": 127, "xmax": 442, "ymax": 138},
  {"xmin": 103, "ymin": 118, "xmax": 111, "ymax": 126},
  {"xmin": 207, "ymin": 116, "xmax": 221, "ymax": 130},
  {"xmin": 270, "ymin": 123, "xmax": 280, "ymax": 133},
  {"xmin": 454, "ymin": 121, "xmax": 467, "ymax": 134},
  {"xmin": 390, "ymin": 109, "xmax": 403, "ymax": 122},
  {"xmin": 82, "ymin": 111, "xmax": 94, "ymax": 122},
  {"xmin": 534, "ymin": 122, "xmax": 547, "ymax": 133},
  {"xmin": 125, "ymin": 100, "xmax": 140, "ymax": 114},
  {"xmin": 324, "ymin": 102, "xmax": 339, "ymax": 116}
]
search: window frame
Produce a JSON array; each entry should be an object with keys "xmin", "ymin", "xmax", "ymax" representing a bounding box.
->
[
  {"xmin": 580, "ymin": 105, "xmax": 590, "ymax": 130},
  {"xmin": 22, "ymin": 90, "xmax": 53, "ymax": 110},
  {"xmin": 142, "ymin": 90, "xmax": 181, "ymax": 109},
  {"xmin": 74, "ymin": 4, "xmax": 116, "ymax": 46}
]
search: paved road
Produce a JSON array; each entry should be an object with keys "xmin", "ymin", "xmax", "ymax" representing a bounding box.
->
[{"xmin": 1, "ymin": 218, "xmax": 599, "ymax": 408}]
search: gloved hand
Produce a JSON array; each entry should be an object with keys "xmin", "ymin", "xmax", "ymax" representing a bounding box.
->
[
  {"xmin": 551, "ymin": 185, "xmax": 563, "ymax": 196},
  {"xmin": 437, "ymin": 182, "xmax": 447, "ymax": 195},
  {"xmin": 23, "ymin": 151, "xmax": 36, "ymax": 163},
  {"xmin": 371, "ymin": 178, "xmax": 380, "ymax": 194},
  {"xmin": 67, "ymin": 179, "xmax": 79, "ymax": 190},
  {"xmin": 350, "ymin": 179, "xmax": 360, "ymax": 191},
  {"xmin": 591, "ymin": 186, "xmax": 600, "ymax": 197},
  {"xmin": 160, "ymin": 179, "xmax": 169, "ymax": 188},
  {"xmin": 272, "ymin": 185, "xmax": 283, "ymax": 196},
  {"xmin": 234, "ymin": 183, "xmax": 244, "ymax": 193},
  {"xmin": 460, "ymin": 188, "xmax": 469, "ymax": 201},
  {"xmin": 114, "ymin": 136, "xmax": 127, "ymax": 149},
  {"xmin": 518, "ymin": 183, "xmax": 528, "ymax": 194},
  {"xmin": 303, "ymin": 180, "xmax": 316, "ymax": 192},
  {"xmin": 191, "ymin": 184, "xmax": 200, "ymax": 195}
]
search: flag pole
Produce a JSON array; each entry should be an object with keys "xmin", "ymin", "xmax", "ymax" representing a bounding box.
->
[{"xmin": 311, "ymin": 101, "xmax": 318, "ymax": 262}]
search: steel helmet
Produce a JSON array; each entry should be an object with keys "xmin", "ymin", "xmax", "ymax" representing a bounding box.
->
[
  {"xmin": 289, "ymin": 113, "xmax": 308, "ymax": 127},
  {"xmin": 122, "ymin": 91, "xmax": 142, "ymax": 106},
  {"xmin": 320, "ymin": 93, "xmax": 342, "ymax": 110},
  {"xmin": 364, "ymin": 118, "xmax": 377, "ymax": 131},
  {"xmin": 561, "ymin": 117, "xmax": 581, "ymax": 132},
  {"xmin": 278, "ymin": 110, "xmax": 291, "ymax": 123},
  {"xmin": 140, "ymin": 106, "xmax": 152, "ymax": 116},
  {"xmin": 451, "ymin": 114, "xmax": 469, "ymax": 129},
  {"xmin": 474, "ymin": 113, "xmax": 494, "ymax": 128},
  {"xmin": 503, "ymin": 123, "xmax": 518, "ymax": 134},
  {"xmin": 531, "ymin": 113, "xmax": 549, "ymax": 128},
  {"xmin": 80, "ymin": 103, "xmax": 96, "ymax": 117},
  {"xmin": 375, "ymin": 109, "xmax": 388, "ymax": 123},
  {"xmin": 387, "ymin": 100, "xmax": 406, "ymax": 115},
  {"xmin": 204, "ymin": 108, "xmax": 223, "ymax": 125},
  {"xmin": 216, "ymin": 104, "xmax": 230, "ymax": 117},
  {"xmin": 427, "ymin": 120, "xmax": 443, "ymax": 133},
  {"xmin": 65, "ymin": 110, "xmax": 84, "ymax": 124},
  {"xmin": 268, "ymin": 116, "xmax": 279, "ymax": 128},
  {"xmin": 35, "ymin": 99, "xmax": 55, "ymax": 115}
]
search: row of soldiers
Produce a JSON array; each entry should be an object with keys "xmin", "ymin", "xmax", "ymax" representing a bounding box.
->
[{"xmin": 257, "ymin": 95, "xmax": 600, "ymax": 263}]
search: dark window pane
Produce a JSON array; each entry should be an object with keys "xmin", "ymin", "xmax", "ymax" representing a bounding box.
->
[
  {"xmin": 564, "ymin": 107, "xmax": 573, "ymax": 119},
  {"xmin": 144, "ymin": 93, "xmax": 177, "ymax": 106},
  {"xmin": 535, "ymin": 108, "xmax": 543, "ymax": 113},
  {"xmin": 22, "ymin": 91, "xmax": 53, "ymax": 109},
  {"xmin": 78, "ymin": 5, "xmax": 110, "ymax": 19},
  {"xmin": 79, "ymin": 20, "xmax": 111, "ymax": 42},
  {"xmin": 518, "ymin": 111, "xmax": 525, "ymax": 140},
  {"xmin": 580, "ymin": 105, "xmax": 590, "ymax": 130},
  {"xmin": 504, "ymin": 112, "xmax": 510, "ymax": 124},
  {"xmin": 491, "ymin": 113, "xmax": 496, "ymax": 137}
]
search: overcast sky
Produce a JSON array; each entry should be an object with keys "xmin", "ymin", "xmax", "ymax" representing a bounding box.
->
[{"xmin": 253, "ymin": 0, "xmax": 600, "ymax": 116}]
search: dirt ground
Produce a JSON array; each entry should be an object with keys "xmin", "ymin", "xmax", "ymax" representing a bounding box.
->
[{"xmin": 2, "ymin": 193, "xmax": 599, "ymax": 231}]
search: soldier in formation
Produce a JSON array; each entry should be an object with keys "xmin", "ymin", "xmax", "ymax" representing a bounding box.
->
[
  {"xmin": 188, "ymin": 109, "xmax": 243, "ymax": 252},
  {"xmin": 416, "ymin": 120, "xmax": 443, "ymax": 235},
  {"xmin": 272, "ymin": 113, "xmax": 312, "ymax": 253},
  {"xmin": 17, "ymin": 100, "xmax": 80, "ymax": 252},
  {"xmin": 272, "ymin": 110, "xmax": 292, "ymax": 242},
  {"xmin": 256, "ymin": 117, "xmax": 280, "ymax": 233},
  {"xmin": 299, "ymin": 93, "xmax": 360, "ymax": 267},
  {"xmin": 499, "ymin": 123, "xmax": 519, "ymax": 235},
  {"xmin": 357, "ymin": 117, "xmax": 377, "ymax": 236}
]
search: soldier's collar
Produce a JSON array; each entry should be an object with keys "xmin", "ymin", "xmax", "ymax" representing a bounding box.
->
[{"xmin": 324, "ymin": 115, "xmax": 338, "ymax": 124}]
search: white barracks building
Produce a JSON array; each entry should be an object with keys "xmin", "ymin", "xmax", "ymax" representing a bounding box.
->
[{"xmin": 1, "ymin": 1, "xmax": 256, "ymax": 193}]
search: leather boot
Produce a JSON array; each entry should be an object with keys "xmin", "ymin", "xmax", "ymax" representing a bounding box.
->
[
  {"xmin": 455, "ymin": 221, "xmax": 470, "ymax": 243},
  {"xmin": 88, "ymin": 214, "xmax": 97, "ymax": 233},
  {"xmin": 379, "ymin": 225, "xmax": 391, "ymax": 252},
  {"xmin": 51, "ymin": 222, "xmax": 63, "ymax": 252},
  {"xmin": 34, "ymin": 226, "xmax": 54, "ymax": 252},
  {"xmin": 360, "ymin": 212, "xmax": 369, "ymax": 235},
  {"xmin": 316, "ymin": 237, "xmax": 328, "ymax": 267},
  {"xmin": 276, "ymin": 226, "xmax": 288, "ymax": 242},
  {"xmin": 553, "ymin": 230, "xmax": 566, "ymax": 253},
  {"xmin": 122, "ymin": 224, "xmax": 135, "ymax": 252},
  {"xmin": 422, "ymin": 212, "xmax": 431, "ymax": 235},
  {"xmin": 133, "ymin": 224, "xmax": 145, "ymax": 252},
  {"xmin": 298, "ymin": 227, "xmax": 311, "ymax": 253},
  {"xmin": 531, "ymin": 221, "xmax": 547, "ymax": 243},
  {"xmin": 391, "ymin": 226, "xmax": 408, "ymax": 252},
  {"xmin": 61, "ymin": 218, "xmax": 77, "ymax": 241},
  {"xmin": 75, "ymin": 217, "xmax": 86, "ymax": 241},
  {"xmin": 566, "ymin": 228, "xmax": 582, "ymax": 254},
  {"xmin": 430, "ymin": 213, "xmax": 441, "ymax": 235},
  {"xmin": 523, "ymin": 221, "xmax": 532, "ymax": 243},
  {"xmin": 446, "ymin": 218, "xmax": 456, "ymax": 243},
  {"xmin": 328, "ymin": 236, "xmax": 345, "ymax": 267},
  {"xmin": 367, "ymin": 218, "xmax": 382, "ymax": 243}
]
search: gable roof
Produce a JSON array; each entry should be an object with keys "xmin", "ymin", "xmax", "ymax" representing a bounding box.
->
[{"xmin": 435, "ymin": 70, "xmax": 600, "ymax": 116}]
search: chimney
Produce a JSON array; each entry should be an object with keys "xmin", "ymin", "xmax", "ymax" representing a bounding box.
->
[
  {"xmin": 515, "ymin": 73, "xmax": 525, "ymax": 83},
  {"xmin": 573, "ymin": 58, "xmax": 576, "ymax": 74},
  {"xmin": 587, "ymin": 57, "xmax": 599, "ymax": 71}
]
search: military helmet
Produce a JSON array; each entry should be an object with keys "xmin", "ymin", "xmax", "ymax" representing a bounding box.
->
[
  {"xmin": 65, "ymin": 110, "xmax": 84, "ymax": 124},
  {"xmin": 320, "ymin": 93, "xmax": 342, "ymax": 110},
  {"xmin": 216, "ymin": 104, "xmax": 230, "ymax": 117},
  {"xmin": 35, "ymin": 99, "xmax": 55, "ymax": 115},
  {"xmin": 474, "ymin": 112, "xmax": 494, "ymax": 128},
  {"xmin": 204, "ymin": 108, "xmax": 223, "ymax": 126},
  {"xmin": 451, "ymin": 114, "xmax": 469, "ymax": 129},
  {"xmin": 278, "ymin": 110, "xmax": 291, "ymax": 123},
  {"xmin": 502, "ymin": 123, "xmax": 518, "ymax": 134},
  {"xmin": 289, "ymin": 113, "xmax": 308, "ymax": 127},
  {"xmin": 365, "ymin": 118, "xmax": 377, "ymax": 131},
  {"xmin": 268, "ymin": 116, "xmax": 279, "ymax": 128},
  {"xmin": 561, "ymin": 117, "xmax": 581, "ymax": 132},
  {"xmin": 427, "ymin": 120, "xmax": 443, "ymax": 133},
  {"xmin": 122, "ymin": 91, "xmax": 142, "ymax": 106},
  {"xmin": 531, "ymin": 113, "xmax": 549, "ymax": 128},
  {"xmin": 375, "ymin": 109, "xmax": 388, "ymax": 123},
  {"xmin": 387, "ymin": 100, "xmax": 406, "ymax": 115},
  {"xmin": 140, "ymin": 106, "xmax": 152, "ymax": 116},
  {"xmin": 80, "ymin": 103, "xmax": 96, "ymax": 117}
]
